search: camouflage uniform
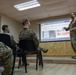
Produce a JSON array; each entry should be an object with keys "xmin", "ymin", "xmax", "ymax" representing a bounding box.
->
[
  {"xmin": 69, "ymin": 18, "xmax": 76, "ymax": 52},
  {"xmin": 19, "ymin": 28, "xmax": 46, "ymax": 52},
  {"xmin": 19, "ymin": 28, "xmax": 46, "ymax": 64},
  {"xmin": 0, "ymin": 42, "xmax": 13, "ymax": 75}
]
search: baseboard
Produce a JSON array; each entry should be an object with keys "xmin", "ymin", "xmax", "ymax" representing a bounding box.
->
[
  {"xmin": 27, "ymin": 55, "xmax": 74, "ymax": 57},
  {"xmin": 16, "ymin": 57, "xmax": 76, "ymax": 64}
]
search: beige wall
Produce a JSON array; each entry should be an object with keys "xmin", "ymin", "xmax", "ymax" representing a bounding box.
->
[
  {"xmin": 30, "ymin": 15, "xmax": 75, "ymax": 57},
  {"xmin": 0, "ymin": 15, "xmax": 22, "ymax": 42}
]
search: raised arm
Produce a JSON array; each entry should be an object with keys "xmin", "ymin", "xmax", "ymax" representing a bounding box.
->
[{"xmin": 63, "ymin": 20, "xmax": 73, "ymax": 31}]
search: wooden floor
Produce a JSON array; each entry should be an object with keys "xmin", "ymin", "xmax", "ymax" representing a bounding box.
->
[
  {"xmin": 13, "ymin": 63, "xmax": 76, "ymax": 75},
  {"xmin": 0, "ymin": 63, "xmax": 76, "ymax": 75}
]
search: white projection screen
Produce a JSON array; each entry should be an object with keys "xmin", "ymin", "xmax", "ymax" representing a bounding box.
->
[{"xmin": 39, "ymin": 19, "xmax": 71, "ymax": 42}]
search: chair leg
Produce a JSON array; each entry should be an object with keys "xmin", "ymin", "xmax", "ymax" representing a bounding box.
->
[
  {"xmin": 23, "ymin": 54, "xmax": 27, "ymax": 73},
  {"xmin": 36, "ymin": 54, "xmax": 38, "ymax": 70},
  {"xmin": 11, "ymin": 54, "xmax": 16, "ymax": 75},
  {"xmin": 40, "ymin": 52, "xmax": 43, "ymax": 68},
  {"xmin": 18, "ymin": 56, "xmax": 22, "ymax": 69},
  {"xmin": 39, "ymin": 51, "xmax": 43, "ymax": 68}
]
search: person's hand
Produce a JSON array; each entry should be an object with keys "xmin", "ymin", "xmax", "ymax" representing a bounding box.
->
[
  {"xmin": 62, "ymin": 27, "xmax": 67, "ymax": 31},
  {"xmin": 63, "ymin": 27, "xmax": 66, "ymax": 30},
  {"xmin": 63, "ymin": 27, "xmax": 69, "ymax": 31}
]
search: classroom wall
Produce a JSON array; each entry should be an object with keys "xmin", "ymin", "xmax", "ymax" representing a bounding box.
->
[
  {"xmin": 30, "ymin": 15, "xmax": 75, "ymax": 57},
  {"xmin": 0, "ymin": 14, "xmax": 75, "ymax": 57},
  {"xmin": 0, "ymin": 15, "xmax": 22, "ymax": 42}
]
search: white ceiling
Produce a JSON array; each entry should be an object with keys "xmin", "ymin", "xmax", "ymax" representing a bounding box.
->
[{"xmin": 0, "ymin": 0, "xmax": 76, "ymax": 22}]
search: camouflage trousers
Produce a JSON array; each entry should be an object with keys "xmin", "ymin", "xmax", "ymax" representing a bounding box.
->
[
  {"xmin": 37, "ymin": 47, "xmax": 48, "ymax": 53},
  {"xmin": 71, "ymin": 40, "xmax": 76, "ymax": 53},
  {"xmin": 0, "ymin": 42, "xmax": 13, "ymax": 75}
]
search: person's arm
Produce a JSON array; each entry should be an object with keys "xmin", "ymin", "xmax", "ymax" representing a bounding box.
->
[
  {"xmin": 70, "ymin": 27, "xmax": 76, "ymax": 31},
  {"xmin": 10, "ymin": 35, "xmax": 17, "ymax": 49},
  {"xmin": 63, "ymin": 20, "xmax": 73, "ymax": 31},
  {"xmin": 31, "ymin": 31, "xmax": 39, "ymax": 49},
  {"xmin": 70, "ymin": 20, "xmax": 76, "ymax": 31},
  {"xmin": 69, "ymin": 19, "xmax": 76, "ymax": 31}
]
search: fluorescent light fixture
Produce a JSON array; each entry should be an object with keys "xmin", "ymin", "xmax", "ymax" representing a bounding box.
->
[{"xmin": 14, "ymin": 0, "xmax": 41, "ymax": 11}]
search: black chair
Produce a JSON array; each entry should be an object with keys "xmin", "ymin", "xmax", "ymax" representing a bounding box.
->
[
  {"xmin": 0, "ymin": 34, "xmax": 17, "ymax": 75},
  {"xmin": 0, "ymin": 34, "xmax": 12, "ymax": 48},
  {"xmin": 19, "ymin": 39, "xmax": 43, "ymax": 73}
]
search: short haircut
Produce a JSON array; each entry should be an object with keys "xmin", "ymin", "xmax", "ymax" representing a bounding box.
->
[
  {"xmin": 70, "ymin": 12, "xmax": 75, "ymax": 15},
  {"xmin": 2, "ymin": 25, "xmax": 8, "ymax": 31},
  {"xmin": 22, "ymin": 19, "xmax": 29, "ymax": 25}
]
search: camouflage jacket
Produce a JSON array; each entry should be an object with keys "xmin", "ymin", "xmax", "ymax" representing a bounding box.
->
[
  {"xmin": 19, "ymin": 28, "xmax": 39, "ymax": 48},
  {"xmin": 69, "ymin": 18, "xmax": 76, "ymax": 40},
  {"xmin": 0, "ymin": 42, "xmax": 11, "ymax": 57}
]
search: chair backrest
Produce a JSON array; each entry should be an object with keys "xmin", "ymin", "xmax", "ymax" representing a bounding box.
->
[
  {"xmin": 19, "ymin": 39, "xmax": 37, "ymax": 53},
  {"xmin": 0, "ymin": 34, "xmax": 12, "ymax": 48}
]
